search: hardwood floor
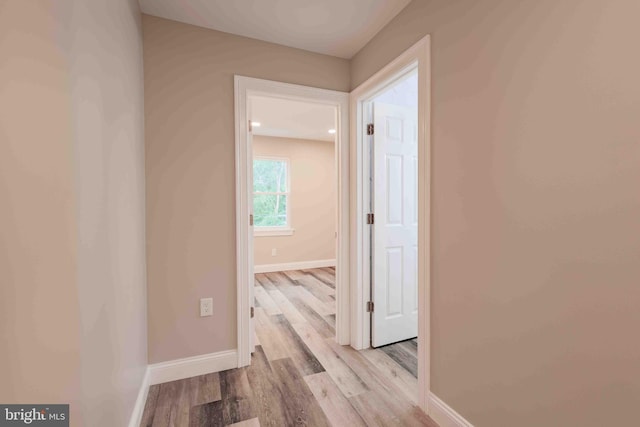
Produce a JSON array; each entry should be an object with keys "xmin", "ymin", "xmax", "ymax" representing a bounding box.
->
[{"xmin": 141, "ymin": 268, "xmax": 435, "ymax": 427}]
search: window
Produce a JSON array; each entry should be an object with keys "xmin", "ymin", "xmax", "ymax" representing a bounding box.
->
[{"xmin": 253, "ymin": 157, "xmax": 292, "ymax": 235}]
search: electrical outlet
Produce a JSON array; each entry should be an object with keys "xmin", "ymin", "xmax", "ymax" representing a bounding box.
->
[
  {"xmin": 200, "ymin": 298, "xmax": 213, "ymax": 317},
  {"xmin": 271, "ymin": 248, "xmax": 277, "ymax": 256}
]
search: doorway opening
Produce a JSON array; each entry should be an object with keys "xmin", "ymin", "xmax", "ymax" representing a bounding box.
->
[
  {"xmin": 234, "ymin": 76, "xmax": 350, "ymax": 369},
  {"xmin": 250, "ymin": 95, "xmax": 340, "ymax": 356},
  {"xmin": 350, "ymin": 35, "xmax": 430, "ymax": 411}
]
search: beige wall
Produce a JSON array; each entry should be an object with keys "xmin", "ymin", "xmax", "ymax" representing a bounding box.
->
[
  {"xmin": 352, "ymin": 0, "xmax": 640, "ymax": 426},
  {"xmin": 71, "ymin": 1, "xmax": 148, "ymax": 425},
  {"xmin": 143, "ymin": 15, "xmax": 349, "ymax": 363},
  {"xmin": 253, "ymin": 136, "xmax": 336, "ymax": 266},
  {"xmin": 0, "ymin": 1, "xmax": 147, "ymax": 426},
  {"xmin": 0, "ymin": 1, "xmax": 82, "ymax": 420}
]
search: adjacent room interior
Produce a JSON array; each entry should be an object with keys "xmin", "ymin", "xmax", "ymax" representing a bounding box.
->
[{"xmin": 250, "ymin": 94, "xmax": 340, "ymax": 366}]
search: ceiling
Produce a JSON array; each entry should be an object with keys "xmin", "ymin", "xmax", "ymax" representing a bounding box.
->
[
  {"xmin": 138, "ymin": 0, "xmax": 411, "ymax": 58},
  {"xmin": 251, "ymin": 96, "xmax": 335, "ymax": 142}
]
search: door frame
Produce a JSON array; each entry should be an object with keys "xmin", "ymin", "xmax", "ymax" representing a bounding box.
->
[
  {"xmin": 349, "ymin": 35, "xmax": 431, "ymax": 411},
  {"xmin": 234, "ymin": 76, "xmax": 350, "ymax": 368}
]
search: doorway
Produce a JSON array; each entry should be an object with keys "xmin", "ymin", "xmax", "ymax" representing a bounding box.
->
[
  {"xmin": 234, "ymin": 76, "xmax": 350, "ymax": 368},
  {"xmin": 250, "ymin": 95, "xmax": 339, "ymax": 356},
  {"xmin": 350, "ymin": 35, "xmax": 431, "ymax": 411}
]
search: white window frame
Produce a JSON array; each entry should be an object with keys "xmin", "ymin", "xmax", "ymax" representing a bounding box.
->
[{"xmin": 253, "ymin": 156, "xmax": 294, "ymax": 237}]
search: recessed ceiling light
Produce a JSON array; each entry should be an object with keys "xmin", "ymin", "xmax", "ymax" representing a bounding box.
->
[
  {"xmin": 251, "ymin": 121, "xmax": 261, "ymax": 127},
  {"xmin": 328, "ymin": 129, "xmax": 336, "ymax": 134}
]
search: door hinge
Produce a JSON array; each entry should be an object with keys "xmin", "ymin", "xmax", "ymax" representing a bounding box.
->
[
  {"xmin": 250, "ymin": 307, "xmax": 254, "ymax": 318},
  {"xmin": 248, "ymin": 120, "xmax": 253, "ymax": 132},
  {"xmin": 250, "ymin": 214, "xmax": 254, "ymax": 226},
  {"xmin": 366, "ymin": 301, "xmax": 374, "ymax": 313},
  {"xmin": 367, "ymin": 123, "xmax": 374, "ymax": 135},
  {"xmin": 367, "ymin": 213, "xmax": 374, "ymax": 225}
]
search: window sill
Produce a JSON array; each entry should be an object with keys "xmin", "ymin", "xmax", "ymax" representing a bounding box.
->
[{"xmin": 254, "ymin": 228, "xmax": 295, "ymax": 237}]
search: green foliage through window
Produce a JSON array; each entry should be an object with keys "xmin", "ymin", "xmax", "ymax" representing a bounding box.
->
[{"xmin": 253, "ymin": 159, "xmax": 289, "ymax": 227}]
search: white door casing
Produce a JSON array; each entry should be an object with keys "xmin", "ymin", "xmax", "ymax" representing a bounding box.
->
[
  {"xmin": 372, "ymin": 102, "xmax": 418, "ymax": 347},
  {"xmin": 235, "ymin": 75, "xmax": 350, "ymax": 369},
  {"xmin": 248, "ymin": 113, "xmax": 256, "ymax": 354}
]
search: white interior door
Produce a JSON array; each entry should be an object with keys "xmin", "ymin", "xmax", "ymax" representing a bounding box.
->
[{"xmin": 371, "ymin": 101, "xmax": 418, "ymax": 347}]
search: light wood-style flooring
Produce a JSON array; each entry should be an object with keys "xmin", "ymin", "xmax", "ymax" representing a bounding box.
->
[{"xmin": 140, "ymin": 268, "xmax": 435, "ymax": 427}]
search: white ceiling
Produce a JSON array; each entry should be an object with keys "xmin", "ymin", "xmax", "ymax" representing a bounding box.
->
[
  {"xmin": 138, "ymin": 0, "xmax": 411, "ymax": 58},
  {"xmin": 251, "ymin": 96, "xmax": 335, "ymax": 142}
]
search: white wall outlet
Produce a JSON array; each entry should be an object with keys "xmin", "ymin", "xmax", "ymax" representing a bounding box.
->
[
  {"xmin": 271, "ymin": 248, "xmax": 277, "ymax": 256},
  {"xmin": 200, "ymin": 298, "xmax": 213, "ymax": 317}
]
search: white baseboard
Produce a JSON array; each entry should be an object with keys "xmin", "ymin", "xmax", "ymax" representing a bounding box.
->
[
  {"xmin": 254, "ymin": 259, "xmax": 336, "ymax": 274},
  {"xmin": 428, "ymin": 393, "xmax": 474, "ymax": 427},
  {"xmin": 127, "ymin": 350, "xmax": 237, "ymax": 427},
  {"xmin": 128, "ymin": 367, "xmax": 150, "ymax": 427},
  {"xmin": 148, "ymin": 349, "xmax": 238, "ymax": 386}
]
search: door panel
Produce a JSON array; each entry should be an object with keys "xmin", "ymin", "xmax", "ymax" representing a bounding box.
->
[{"xmin": 372, "ymin": 102, "xmax": 418, "ymax": 347}]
